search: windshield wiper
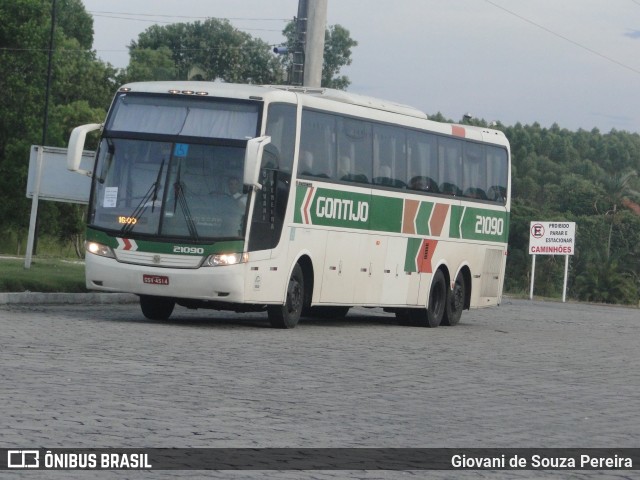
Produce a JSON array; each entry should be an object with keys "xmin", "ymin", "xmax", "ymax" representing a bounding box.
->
[
  {"xmin": 173, "ymin": 163, "xmax": 199, "ymax": 241},
  {"xmin": 150, "ymin": 159, "xmax": 164, "ymax": 213},
  {"xmin": 97, "ymin": 139, "xmax": 116, "ymax": 185},
  {"xmin": 120, "ymin": 159, "xmax": 164, "ymax": 235}
]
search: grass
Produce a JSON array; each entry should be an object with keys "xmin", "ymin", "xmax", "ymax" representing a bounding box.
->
[{"xmin": 0, "ymin": 257, "xmax": 87, "ymax": 293}]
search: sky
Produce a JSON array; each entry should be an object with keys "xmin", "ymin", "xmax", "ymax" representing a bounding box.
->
[{"xmin": 81, "ymin": 0, "xmax": 640, "ymax": 133}]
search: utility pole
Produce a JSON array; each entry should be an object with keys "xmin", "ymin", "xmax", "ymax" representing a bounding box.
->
[
  {"xmin": 303, "ymin": 0, "xmax": 327, "ymax": 87},
  {"xmin": 290, "ymin": 0, "xmax": 308, "ymax": 86}
]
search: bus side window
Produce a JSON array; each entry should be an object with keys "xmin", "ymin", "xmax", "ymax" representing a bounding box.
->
[
  {"xmin": 409, "ymin": 175, "xmax": 439, "ymax": 193},
  {"xmin": 438, "ymin": 136, "xmax": 462, "ymax": 196},
  {"xmin": 338, "ymin": 117, "xmax": 371, "ymax": 183},
  {"xmin": 486, "ymin": 146, "xmax": 508, "ymax": 203},
  {"xmin": 373, "ymin": 124, "xmax": 406, "ymax": 189},
  {"xmin": 462, "ymin": 142, "xmax": 487, "ymax": 200},
  {"xmin": 265, "ymin": 103, "xmax": 296, "ymax": 173},
  {"xmin": 406, "ymin": 131, "xmax": 437, "ymax": 191},
  {"xmin": 299, "ymin": 110, "xmax": 335, "ymax": 179}
]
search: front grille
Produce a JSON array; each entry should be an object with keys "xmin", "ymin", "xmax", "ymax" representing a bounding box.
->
[{"xmin": 114, "ymin": 250, "xmax": 203, "ymax": 268}]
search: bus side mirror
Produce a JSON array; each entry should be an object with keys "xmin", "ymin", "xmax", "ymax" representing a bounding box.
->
[
  {"xmin": 67, "ymin": 123, "xmax": 101, "ymax": 176},
  {"xmin": 243, "ymin": 136, "xmax": 271, "ymax": 190}
]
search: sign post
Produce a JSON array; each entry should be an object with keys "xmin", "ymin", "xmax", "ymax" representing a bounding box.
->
[
  {"xmin": 24, "ymin": 146, "xmax": 94, "ymax": 269},
  {"xmin": 528, "ymin": 221, "xmax": 576, "ymax": 302}
]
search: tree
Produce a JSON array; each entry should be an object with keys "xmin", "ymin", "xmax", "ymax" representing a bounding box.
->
[
  {"xmin": 0, "ymin": 0, "xmax": 54, "ymax": 241},
  {"xmin": 280, "ymin": 21, "xmax": 357, "ymax": 89},
  {"xmin": 120, "ymin": 47, "xmax": 176, "ymax": 83},
  {"xmin": 128, "ymin": 19, "xmax": 283, "ymax": 84},
  {"xmin": 498, "ymin": 121, "xmax": 640, "ymax": 304},
  {"xmin": 320, "ymin": 25, "xmax": 358, "ymax": 89},
  {"xmin": 573, "ymin": 252, "xmax": 637, "ymax": 304},
  {"xmin": 57, "ymin": 0, "xmax": 93, "ymax": 50},
  {"xmin": 0, "ymin": 0, "xmax": 115, "ymax": 255},
  {"xmin": 596, "ymin": 170, "xmax": 639, "ymax": 259}
]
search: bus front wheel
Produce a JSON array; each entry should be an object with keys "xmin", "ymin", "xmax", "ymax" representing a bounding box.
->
[
  {"xmin": 409, "ymin": 269, "xmax": 446, "ymax": 328},
  {"xmin": 268, "ymin": 263, "xmax": 304, "ymax": 329},
  {"xmin": 140, "ymin": 295, "xmax": 175, "ymax": 320}
]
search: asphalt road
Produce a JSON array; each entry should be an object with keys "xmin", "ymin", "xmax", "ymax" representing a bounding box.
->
[{"xmin": 1, "ymin": 298, "xmax": 638, "ymax": 479}]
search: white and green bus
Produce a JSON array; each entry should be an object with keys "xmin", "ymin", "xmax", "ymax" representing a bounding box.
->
[{"xmin": 67, "ymin": 82, "xmax": 510, "ymax": 328}]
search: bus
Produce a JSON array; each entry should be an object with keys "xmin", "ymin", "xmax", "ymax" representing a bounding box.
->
[{"xmin": 67, "ymin": 82, "xmax": 510, "ymax": 329}]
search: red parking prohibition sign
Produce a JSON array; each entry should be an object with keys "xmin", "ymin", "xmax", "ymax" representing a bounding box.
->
[{"xmin": 531, "ymin": 223, "xmax": 545, "ymax": 238}]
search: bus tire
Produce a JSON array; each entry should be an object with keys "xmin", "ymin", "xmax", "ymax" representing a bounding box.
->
[
  {"xmin": 268, "ymin": 263, "xmax": 304, "ymax": 329},
  {"xmin": 140, "ymin": 295, "xmax": 175, "ymax": 320},
  {"xmin": 409, "ymin": 269, "xmax": 446, "ymax": 328},
  {"xmin": 443, "ymin": 271, "xmax": 465, "ymax": 326}
]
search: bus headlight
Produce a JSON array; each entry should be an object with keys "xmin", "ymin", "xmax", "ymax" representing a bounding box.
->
[
  {"xmin": 203, "ymin": 252, "xmax": 248, "ymax": 267},
  {"xmin": 85, "ymin": 241, "xmax": 115, "ymax": 259}
]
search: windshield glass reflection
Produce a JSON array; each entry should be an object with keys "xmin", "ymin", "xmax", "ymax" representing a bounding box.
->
[{"xmin": 90, "ymin": 138, "xmax": 247, "ymax": 240}]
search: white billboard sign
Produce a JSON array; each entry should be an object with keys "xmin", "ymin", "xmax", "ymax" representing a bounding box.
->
[
  {"xmin": 529, "ymin": 221, "xmax": 576, "ymax": 256},
  {"xmin": 26, "ymin": 145, "xmax": 95, "ymax": 204},
  {"xmin": 528, "ymin": 221, "xmax": 577, "ymax": 302},
  {"xmin": 24, "ymin": 145, "xmax": 96, "ymax": 269}
]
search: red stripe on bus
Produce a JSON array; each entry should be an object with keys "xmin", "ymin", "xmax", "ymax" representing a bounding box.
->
[
  {"xmin": 451, "ymin": 125, "xmax": 466, "ymax": 138},
  {"xmin": 402, "ymin": 200, "xmax": 420, "ymax": 234},
  {"xmin": 429, "ymin": 203, "xmax": 449, "ymax": 237},
  {"xmin": 303, "ymin": 187, "xmax": 315, "ymax": 224}
]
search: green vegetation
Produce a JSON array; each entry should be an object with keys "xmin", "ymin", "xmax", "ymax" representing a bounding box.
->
[
  {"xmin": 0, "ymin": 257, "xmax": 86, "ymax": 293},
  {"xmin": 0, "ymin": 1, "xmax": 638, "ymax": 303},
  {"xmin": 493, "ymin": 121, "xmax": 639, "ymax": 304}
]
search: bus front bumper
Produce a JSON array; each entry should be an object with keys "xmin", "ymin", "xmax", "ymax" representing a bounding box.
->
[{"xmin": 85, "ymin": 253, "xmax": 246, "ymax": 302}]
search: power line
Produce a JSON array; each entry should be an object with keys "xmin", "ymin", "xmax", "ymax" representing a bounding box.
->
[
  {"xmin": 0, "ymin": 43, "xmax": 281, "ymax": 54},
  {"xmin": 90, "ymin": 14, "xmax": 285, "ymax": 33},
  {"xmin": 87, "ymin": 10, "xmax": 289, "ymax": 21},
  {"xmin": 90, "ymin": 13, "xmax": 283, "ymax": 32},
  {"xmin": 484, "ymin": 0, "xmax": 640, "ymax": 76}
]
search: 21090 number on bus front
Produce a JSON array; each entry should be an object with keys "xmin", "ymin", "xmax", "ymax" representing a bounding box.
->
[{"xmin": 475, "ymin": 215, "xmax": 504, "ymax": 236}]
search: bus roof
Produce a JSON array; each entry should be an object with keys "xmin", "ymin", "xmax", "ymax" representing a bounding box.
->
[
  {"xmin": 118, "ymin": 81, "xmax": 281, "ymax": 99},
  {"xmin": 118, "ymin": 82, "xmax": 426, "ymax": 118},
  {"xmin": 117, "ymin": 81, "xmax": 508, "ymax": 146},
  {"xmin": 270, "ymin": 86, "xmax": 429, "ymax": 120}
]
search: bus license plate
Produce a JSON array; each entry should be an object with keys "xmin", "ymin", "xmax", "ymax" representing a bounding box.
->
[{"xmin": 143, "ymin": 274, "xmax": 169, "ymax": 286}]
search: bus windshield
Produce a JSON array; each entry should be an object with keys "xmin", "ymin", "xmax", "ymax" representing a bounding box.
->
[
  {"xmin": 106, "ymin": 92, "xmax": 259, "ymax": 139},
  {"xmin": 88, "ymin": 93, "xmax": 260, "ymax": 241},
  {"xmin": 89, "ymin": 139, "xmax": 248, "ymax": 240}
]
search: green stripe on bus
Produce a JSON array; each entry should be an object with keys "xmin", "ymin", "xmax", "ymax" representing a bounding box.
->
[
  {"xmin": 308, "ymin": 188, "xmax": 371, "ymax": 228},
  {"xmin": 369, "ymin": 195, "xmax": 403, "ymax": 232},
  {"xmin": 295, "ymin": 184, "xmax": 406, "ymax": 233},
  {"xmin": 449, "ymin": 206, "xmax": 509, "ymax": 242},
  {"xmin": 86, "ymin": 228, "xmax": 244, "ymax": 254},
  {"xmin": 295, "ymin": 184, "xmax": 509, "ymax": 242},
  {"xmin": 293, "ymin": 185, "xmax": 307, "ymax": 224},
  {"xmin": 404, "ymin": 237, "xmax": 422, "ymax": 273},
  {"xmin": 415, "ymin": 201, "xmax": 433, "ymax": 236}
]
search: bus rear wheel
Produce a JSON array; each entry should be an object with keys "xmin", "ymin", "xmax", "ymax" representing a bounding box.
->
[
  {"xmin": 268, "ymin": 263, "xmax": 304, "ymax": 329},
  {"xmin": 443, "ymin": 271, "xmax": 465, "ymax": 326},
  {"xmin": 140, "ymin": 295, "xmax": 175, "ymax": 320},
  {"xmin": 409, "ymin": 269, "xmax": 446, "ymax": 328}
]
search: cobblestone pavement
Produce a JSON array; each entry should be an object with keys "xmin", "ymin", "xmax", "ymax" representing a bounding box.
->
[{"xmin": 1, "ymin": 298, "xmax": 638, "ymax": 479}]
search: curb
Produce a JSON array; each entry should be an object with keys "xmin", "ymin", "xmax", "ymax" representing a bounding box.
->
[{"xmin": 0, "ymin": 292, "xmax": 138, "ymax": 305}]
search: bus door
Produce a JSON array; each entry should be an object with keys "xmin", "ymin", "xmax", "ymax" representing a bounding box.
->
[
  {"xmin": 381, "ymin": 236, "xmax": 416, "ymax": 306},
  {"xmin": 319, "ymin": 230, "xmax": 358, "ymax": 304},
  {"xmin": 247, "ymin": 146, "xmax": 291, "ymax": 253}
]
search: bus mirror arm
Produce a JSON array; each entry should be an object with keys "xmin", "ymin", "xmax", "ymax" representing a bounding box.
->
[
  {"xmin": 243, "ymin": 136, "xmax": 271, "ymax": 190},
  {"xmin": 67, "ymin": 123, "xmax": 102, "ymax": 176}
]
